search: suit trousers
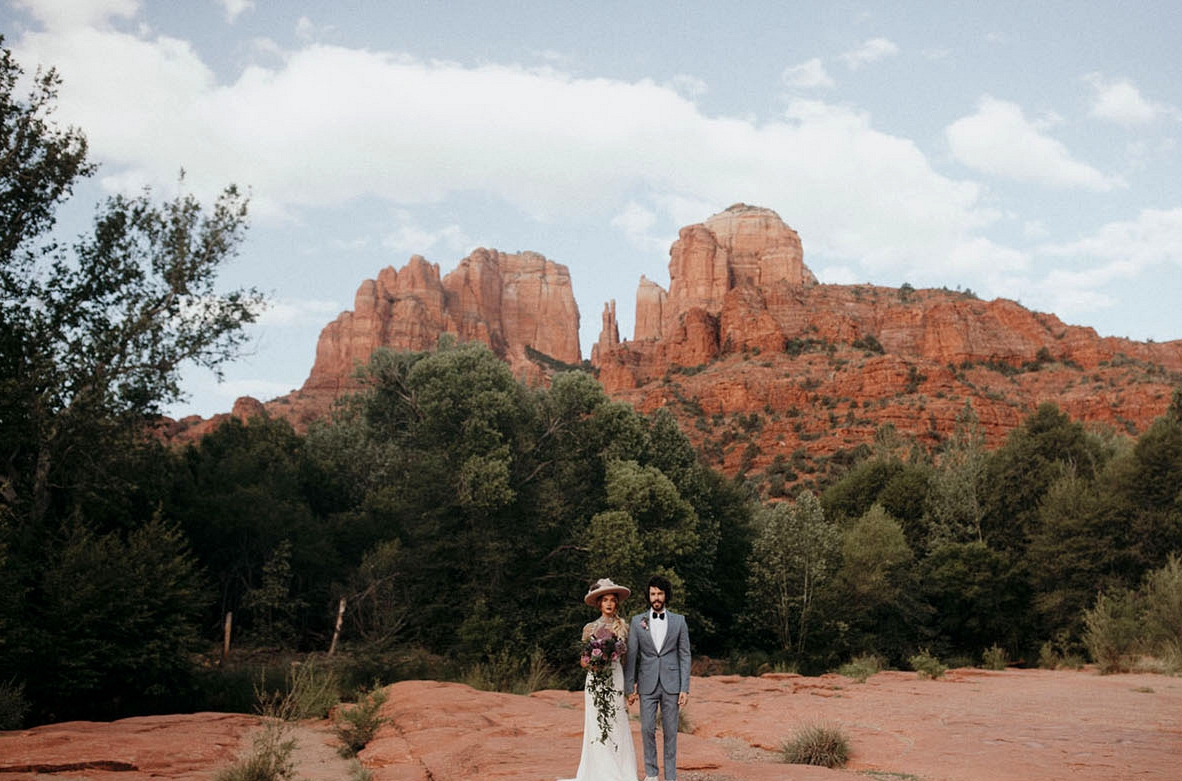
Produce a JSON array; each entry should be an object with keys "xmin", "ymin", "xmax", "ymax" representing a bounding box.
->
[{"xmin": 639, "ymin": 684, "xmax": 679, "ymax": 780}]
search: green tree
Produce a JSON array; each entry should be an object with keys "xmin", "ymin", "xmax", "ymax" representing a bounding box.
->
[
  {"xmin": 1115, "ymin": 411, "xmax": 1182, "ymax": 569},
  {"xmin": 831, "ymin": 504, "xmax": 920, "ymax": 663},
  {"xmin": 28, "ymin": 517, "xmax": 208, "ymax": 721},
  {"xmin": 0, "ymin": 41, "xmax": 262, "ymax": 722},
  {"xmin": 169, "ymin": 415, "xmax": 333, "ymax": 643},
  {"xmin": 746, "ymin": 491, "xmax": 839, "ymax": 660},
  {"xmin": 1026, "ymin": 475, "xmax": 1125, "ymax": 641},
  {"xmin": 925, "ymin": 400, "xmax": 987, "ymax": 546},
  {"xmin": 920, "ymin": 541, "xmax": 1030, "ymax": 657},
  {"xmin": 980, "ymin": 403, "xmax": 1108, "ymax": 552}
]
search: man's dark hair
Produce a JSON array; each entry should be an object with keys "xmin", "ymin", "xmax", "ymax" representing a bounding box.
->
[{"xmin": 646, "ymin": 575, "xmax": 673, "ymax": 606}]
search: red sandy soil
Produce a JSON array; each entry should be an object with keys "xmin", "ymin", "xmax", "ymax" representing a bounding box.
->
[{"xmin": 2, "ymin": 668, "xmax": 1179, "ymax": 780}]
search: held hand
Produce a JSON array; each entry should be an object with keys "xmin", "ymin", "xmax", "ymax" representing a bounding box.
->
[
  {"xmin": 678, "ymin": 691, "xmax": 688, "ymax": 708},
  {"xmin": 627, "ymin": 693, "xmax": 638, "ymax": 706}
]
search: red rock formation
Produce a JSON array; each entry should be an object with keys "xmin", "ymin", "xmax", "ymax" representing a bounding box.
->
[
  {"xmin": 304, "ymin": 248, "xmax": 580, "ymax": 396},
  {"xmin": 169, "ymin": 203, "xmax": 1182, "ymax": 478},
  {"xmin": 592, "ymin": 208, "xmax": 1182, "ymax": 479},
  {"xmin": 633, "ymin": 203, "xmax": 816, "ymax": 343}
]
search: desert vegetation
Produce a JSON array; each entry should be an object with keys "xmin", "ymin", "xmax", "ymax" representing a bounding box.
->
[{"xmin": 2, "ymin": 40, "xmax": 1181, "ymax": 730}]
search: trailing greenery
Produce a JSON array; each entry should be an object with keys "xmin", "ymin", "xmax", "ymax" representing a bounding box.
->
[{"xmin": 333, "ymin": 683, "xmax": 389, "ymax": 758}]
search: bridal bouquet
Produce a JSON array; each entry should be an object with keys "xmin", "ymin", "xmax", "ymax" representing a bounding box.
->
[{"xmin": 580, "ymin": 624, "xmax": 627, "ymax": 745}]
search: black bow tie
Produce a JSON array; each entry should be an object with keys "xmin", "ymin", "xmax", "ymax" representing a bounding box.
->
[{"xmin": 653, "ymin": 612, "xmax": 665, "ymax": 620}]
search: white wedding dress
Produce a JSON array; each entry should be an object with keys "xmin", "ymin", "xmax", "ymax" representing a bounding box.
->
[{"xmin": 560, "ymin": 659, "xmax": 638, "ymax": 781}]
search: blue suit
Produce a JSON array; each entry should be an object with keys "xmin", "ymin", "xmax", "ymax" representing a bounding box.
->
[{"xmin": 624, "ymin": 610, "xmax": 690, "ymax": 780}]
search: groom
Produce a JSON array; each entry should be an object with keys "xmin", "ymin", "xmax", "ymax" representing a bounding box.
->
[{"xmin": 625, "ymin": 575, "xmax": 691, "ymax": 781}]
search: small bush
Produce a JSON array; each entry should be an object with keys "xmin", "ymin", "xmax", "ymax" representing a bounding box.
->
[
  {"xmin": 462, "ymin": 646, "xmax": 560, "ymax": 694},
  {"xmin": 255, "ymin": 657, "xmax": 342, "ymax": 721},
  {"xmin": 333, "ymin": 683, "xmax": 389, "ymax": 758},
  {"xmin": 0, "ymin": 678, "xmax": 29, "ymax": 730},
  {"xmin": 981, "ymin": 644, "xmax": 1008, "ymax": 671},
  {"xmin": 782, "ymin": 722, "xmax": 850, "ymax": 768},
  {"xmin": 837, "ymin": 654, "xmax": 883, "ymax": 683},
  {"xmin": 1141, "ymin": 553, "xmax": 1182, "ymax": 672},
  {"xmin": 347, "ymin": 759, "xmax": 373, "ymax": 781},
  {"xmin": 1083, "ymin": 589, "xmax": 1142, "ymax": 674},
  {"xmin": 909, "ymin": 649, "xmax": 947, "ymax": 679},
  {"xmin": 215, "ymin": 720, "xmax": 298, "ymax": 781},
  {"xmin": 1037, "ymin": 633, "xmax": 1086, "ymax": 671}
]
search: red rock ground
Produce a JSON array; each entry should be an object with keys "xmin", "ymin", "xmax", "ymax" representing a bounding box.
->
[{"xmin": 3, "ymin": 669, "xmax": 1180, "ymax": 780}]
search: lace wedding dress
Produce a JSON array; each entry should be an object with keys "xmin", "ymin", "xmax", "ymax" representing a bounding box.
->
[{"xmin": 560, "ymin": 658, "xmax": 638, "ymax": 781}]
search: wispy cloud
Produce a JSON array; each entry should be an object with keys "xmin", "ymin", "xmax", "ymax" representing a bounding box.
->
[
  {"xmin": 781, "ymin": 58, "xmax": 834, "ymax": 89},
  {"xmin": 217, "ymin": 0, "xmax": 253, "ymax": 24},
  {"xmin": 840, "ymin": 38, "xmax": 898, "ymax": 70},
  {"xmin": 612, "ymin": 201, "xmax": 669, "ymax": 252},
  {"xmin": 257, "ymin": 298, "xmax": 344, "ymax": 327},
  {"xmin": 946, "ymin": 96, "xmax": 1125, "ymax": 190},
  {"xmin": 381, "ymin": 216, "xmax": 473, "ymax": 258},
  {"xmin": 1085, "ymin": 73, "xmax": 1180, "ymax": 126}
]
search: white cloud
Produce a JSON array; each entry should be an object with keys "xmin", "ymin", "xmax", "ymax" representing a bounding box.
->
[
  {"xmin": 946, "ymin": 237, "xmax": 1029, "ymax": 273},
  {"xmin": 946, "ymin": 96, "xmax": 1125, "ymax": 191},
  {"xmin": 1023, "ymin": 220, "xmax": 1049, "ymax": 239},
  {"xmin": 1039, "ymin": 207, "xmax": 1182, "ymax": 271},
  {"xmin": 612, "ymin": 202, "xmax": 668, "ymax": 252},
  {"xmin": 1001, "ymin": 208, "xmax": 1182, "ymax": 323},
  {"xmin": 381, "ymin": 214, "xmax": 473, "ymax": 257},
  {"xmin": 217, "ymin": 0, "xmax": 253, "ymax": 24},
  {"xmin": 295, "ymin": 16, "xmax": 316, "ymax": 41},
  {"xmin": 1085, "ymin": 72, "xmax": 1178, "ymax": 126},
  {"xmin": 840, "ymin": 38, "xmax": 898, "ymax": 70},
  {"xmin": 781, "ymin": 58, "xmax": 834, "ymax": 89},
  {"xmin": 667, "ymin": 74, "xmax": 708, "ymax": 101},
  {"xmin": 11, "ymin": 18, "xmax": 995, "ymax": 278},
  {"xmin": 815, "ymin": 265, "xmax": 859, "ymax": 284}
]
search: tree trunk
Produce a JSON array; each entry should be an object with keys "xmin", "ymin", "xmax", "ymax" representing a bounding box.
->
[{"xmin": 328, "ymin": 597, "xmax": 346, "ymax": 655}]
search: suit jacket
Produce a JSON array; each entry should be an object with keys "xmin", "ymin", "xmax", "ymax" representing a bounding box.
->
[{"xmin": 625, "ymin": 610, "xmax": 691, "ymax": 696}]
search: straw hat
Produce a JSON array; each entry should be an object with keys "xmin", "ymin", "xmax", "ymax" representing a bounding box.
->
[{"xmin": 584, "ymin": 577, "xmax": 631, "ymax": 606}]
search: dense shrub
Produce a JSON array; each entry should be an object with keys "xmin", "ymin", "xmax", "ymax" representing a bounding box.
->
[{"xmin": 782, "ymin": 722, "xmax": 851, "ymax": 768}]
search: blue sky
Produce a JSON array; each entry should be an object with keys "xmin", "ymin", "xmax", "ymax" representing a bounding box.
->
[{"xmin": 4, "ymin": 0, "xmax": 1181, "ymax": 418}]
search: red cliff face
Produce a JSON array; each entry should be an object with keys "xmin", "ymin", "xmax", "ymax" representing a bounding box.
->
[
  {"xmin": 173, "ymin": 204, "xmax": 1182, "ymax": 480},
  {"xmin": 306, "ymin": 249, "xmax": 580, "ymax": 395},
  {"xmin": 242, "ymin": 249, "xmax": 580, "ymax": 429},
  {"xmin": 591, "ymin": 206, "xmax": 1182, "ymax": 478}
]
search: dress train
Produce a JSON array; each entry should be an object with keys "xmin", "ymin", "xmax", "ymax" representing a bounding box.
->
[{"xmin": 559, "ymin": 659, "xmax": 637, "ymax": 781}]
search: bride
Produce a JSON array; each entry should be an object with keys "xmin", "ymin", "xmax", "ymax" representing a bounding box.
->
[{"xmin": 560, "ymin": 578, "xmax": 639, "ymax": 781}]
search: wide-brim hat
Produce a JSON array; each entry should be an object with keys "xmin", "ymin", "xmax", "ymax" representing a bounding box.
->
[{"xmin": 584, "ymin": 578, "xmax": 631, "ymax": 606}]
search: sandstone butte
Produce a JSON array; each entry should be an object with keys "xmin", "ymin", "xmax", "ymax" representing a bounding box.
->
[
  {"xmin": 3, "ymin": 668, "xmax": 1180, "ymax": 780},
  {"xmin": 167, "ymin": 204, "xmax": 1182, "ymax": 478}
]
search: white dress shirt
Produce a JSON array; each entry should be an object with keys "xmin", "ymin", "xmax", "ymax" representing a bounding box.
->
[{"xmin": 651, "ymin": 609, "xmax": 668, "ymax": 652}]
